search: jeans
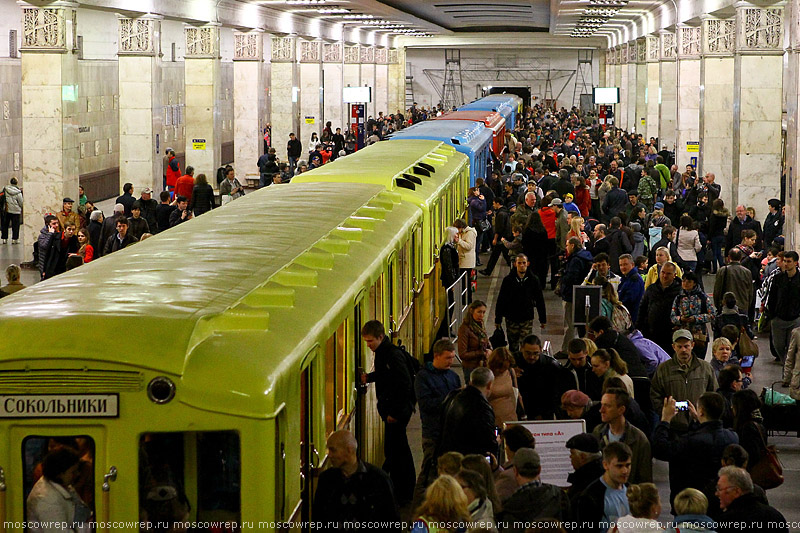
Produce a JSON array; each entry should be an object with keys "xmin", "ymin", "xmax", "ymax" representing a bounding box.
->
[
  {"xmin": 288, "ymin": 156, "xmax": 298, "ymax": 170},
  {"xmin": 483, "ymin": 243, "xmax": 510, "ymax": 274},
  {"xmin": 711, "ymin": 235, "xmax": 725, "ymax": 272},
  {"xmin": 383, "ymin": 416, "xmax": 415, "ymax": 505},
  {"xmin": 1, "ymin": 213, "xmax": 20, "ymax": 240},
  {"xmin": 413, "ymin": 437, "xmax": 438, "ymax": 508}
]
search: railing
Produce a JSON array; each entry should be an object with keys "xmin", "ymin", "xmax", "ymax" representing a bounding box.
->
[{"xmin": 445, "ymin": 272, "xmax": 470, "ymax": 363}]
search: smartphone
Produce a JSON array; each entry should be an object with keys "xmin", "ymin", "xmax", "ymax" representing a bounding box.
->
[
  {"xmin": 675, "ymin": 401, "xmax": 689, "ymax": 412},
  {"xmin": 484, "ymin": 454, "xmax": 492, "ymax": 464},
  {"xmin": 740, "ymin": 355, "xmax": 755, "ymax": 369}
]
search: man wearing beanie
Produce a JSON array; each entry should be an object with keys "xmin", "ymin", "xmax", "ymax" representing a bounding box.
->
[{"xmin": 497, "ymin": 448, "xmax": 570, "ymax": 532}]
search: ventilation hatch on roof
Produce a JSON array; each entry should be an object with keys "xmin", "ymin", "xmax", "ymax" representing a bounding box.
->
[
  {"xmin": 272, "ymin": 263, "xmax": 319, "ymax": 287},
  {"xmin": 395, "ymin": 177, "xmax": 416, "ymax": 190},
  {"xmin": 240, "ymin": 284, "xmax": 296, "ymax": 308},
  {"xmin": 402, "ymin": 173, "xmax": 423, "ymax": 185}
]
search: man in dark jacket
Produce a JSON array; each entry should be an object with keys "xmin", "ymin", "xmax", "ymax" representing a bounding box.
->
[
  {"xmin": 516, "ymin": 335, "xmax": 563, "ymax": 420},
  {"xmin": 561, "ymin": 237, "xmax": 594, "ymax": 352},
  {"xmin": 765, "ymin": 250, "xmax": 800, "ymax": 364},
  {"xmin": 480, "ymin": 198, "xmax": 513, "ymax": 276},
  {"xmin": 561, "ymin": 338, "xmax": 603, "ymax": 400},
  {"xmin": 98, "ymin": 203, "xmax": 125, "ymax": 257},
  {"xmin": 587, "ymin": 316, "xmax": 648, "ymax": 378},
  {"xmin": 618, "ymin": 254, "xmax": 645, "ymax": 323},
  {"xmin": 715, "ymin": 466, "xmax": 788, "ymax": 533},
  {"xmin": 37, "ymin": 215, "xmax": 61, "ymax": 280},
  {"xmin": 361, "ymin": 320, "xmax": 415, "ymax": 505},
  {"xmin": 605, "ymin": 217, "xmax": 633, "ymax": 275},
  {"xmin": 438, "ymin": 367, "xmax": 498, "ymax": 458},
  {"xmin": 494, "ymin": 254, "xmax": 547, "ymax": 354},
  {"xmin": 601, "ymin": 177, "xmax": 627, "ymax": 222},
  {"xmin": 88, "ymin": 210, "xmax": 104, "ymax": 253},
  {"xmin": 554, "ymin": 169, "xmax": 576, "ymax": 198},
  {"xmin": 762, "ymin": 199, "xmax": 784, "ymax": 251},
  {"xmin": 498, "ymin": 448, "xmax": 570, "ymax": 532},
  {"xmin": 155, "ymin": 192, "xmax": 176, "ymax": 234},
  {"xmin": 313, "ymin": 430, "xmax": 398, "ymax": 533},
  {"xmin": 652, "ymin": 393, "xmax": 739, "ymax": 509},
  {"xmin": 575, "ymin": 442, "xmax": 632, "ymax": 533},
  {"xmin": 115, "ymin": 182, "xmax": 136, "ymax": 218},
  {"xmin": 127, "ymin": 202, "xmax": 150, "ymax": 241},
  {"xmin": 103, "ymin": 216, "xmax": 138, "ymax": 255},
  {"xmin": 565, "ymin": 433, "xmax": 605, "ymax": 511},
  {"xmin": 726, "ymin": 204, "xmax": 763, "ymax": 251},
  {"xmin": 287, "ymin": 132, "xmax": 302, "ymax": 169},
  {"xmin": 413, "ymin": 339, "xmax": 460, "ymax": 501},
  {"xmin": 662, "ymin": 190, "xmax": 684, "ymax": 226},
  {"xmin": 713, "ymin": 248, "xmax": 755, "ymax": 316},
  {"xmin": 137, "ymin": 188, "xmax": 159, "ymax": 234},
  {"xmin": 637, "ymin": 262, "xmax": 683, "ymax": 353},
  {"xmin": 648, "ymin": 226, "xmax": 681, "ymax": 269},
  {"xmin": 169, "ymin": 196, "xmax": 193, "ymax": 228}
]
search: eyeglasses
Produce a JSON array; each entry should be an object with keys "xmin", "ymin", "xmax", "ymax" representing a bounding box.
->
[{"xmin": 715, "ymin": 485, "xmax": 736, "ymax": 494}]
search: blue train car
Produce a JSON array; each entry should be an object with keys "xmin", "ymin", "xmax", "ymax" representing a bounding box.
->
[
  {"xmin": 459, "ymin": 99, "xmax": 515, "ymax": 131},
  {"xmin": 388, "ymin": 120, "xmax": 493, "ymax": 186},
  {"xmin": 482, "ymin": 93, "xmax": 524, "ymax": 123}
]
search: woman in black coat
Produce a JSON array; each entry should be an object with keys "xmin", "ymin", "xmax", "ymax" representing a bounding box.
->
[
  {"xmin": 190, "ymin": 173, "xmax": 215, "ymax": 216},
  {"xmin": 732, "ymin": 388, "xmax": 768, "ymax": 473}
]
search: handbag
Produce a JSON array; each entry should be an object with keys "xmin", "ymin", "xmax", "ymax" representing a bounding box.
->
[
  {"xmin": 479, "ymin": 218, "xmax": 491, "ymax": 232},
  {"xmin": 489, "ymin": 327, "xmax": 507, "ymax": 349},
  {"xmin": 750, "ymin": 426, "xmax": 784, "ymax": 489},
  {"xmin": 738, "ymin": 327, "xmax": 759, "ymax": 357}
]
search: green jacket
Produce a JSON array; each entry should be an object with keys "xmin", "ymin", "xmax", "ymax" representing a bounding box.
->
[
  {"xmin": 650, "ymin": 355, "xmax": 718, "ymax": 429},
  {"xmin": 593, "ymin": 420, "xmax": 653, "ymax": 484},
  {"xmin": 638, "ymin": 175, "xmax": 658, "ymax": 201},
  {"xmin": 655, "ymin": 163, "xmax": 671, "ymax": 190}
]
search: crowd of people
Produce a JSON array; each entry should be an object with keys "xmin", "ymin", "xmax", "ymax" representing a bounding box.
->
[{"xmin": 313, "ymin": 104, "xmax": 795, "ymax": 533}]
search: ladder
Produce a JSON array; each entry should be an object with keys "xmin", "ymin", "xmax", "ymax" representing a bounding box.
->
[
  {"xmin": 405, "ymin": 61, "xmax": 415, "ymax": 110},
  {"xmin": 441, "ymin": 49, "xmax": 464, "ymax": 111},
  {"xmin": 573, "ymin": 49, "xmax": 594, "ymax": 109}
]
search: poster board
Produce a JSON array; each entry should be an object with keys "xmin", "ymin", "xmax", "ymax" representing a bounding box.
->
[
  {"xmin": 572, "ymin": 284, "xmax": 602, "ymax": 326},
  {"xmin": 504, "ymin": 419, "xmax": 586, "ymax": 487}
]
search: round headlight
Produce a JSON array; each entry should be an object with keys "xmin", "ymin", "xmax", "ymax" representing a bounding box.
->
[{"xmin": 147, "ymin": 376, "xmax": 176, "ymax": 404}]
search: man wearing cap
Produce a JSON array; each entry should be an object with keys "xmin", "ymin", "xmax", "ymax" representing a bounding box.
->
[
  {"xmin": 138, "ymin": 188, "xmax": 159, "ymax": 234},
  {"xmin": 497, "ymin": 448, "xmax": 570, "ymax": 531},
  {"xmin": 56, "ymin": 198, "xmax": 80, "ymax": 232},
  {"xmin": 592, "ymin": 388, "xmax": 652, "ymax": 484},
  {"xmin": 650, "ymin": 329, "xmax": 718, "ymax": 430},
  {"xmin": 565, "ymin": 433, "xmax": 604, "ymax": 508},
  {"xmin": 575, "ymin": 442, "xmax": 632, "ymax": 532},
  {"xmin": 763, "ymin": 199, "xmax": 784, "ymax": 251}
]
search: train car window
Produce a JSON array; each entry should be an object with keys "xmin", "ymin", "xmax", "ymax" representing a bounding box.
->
[
  {"xmin": 138, "ymin": 431, "xmax": 241, "ymax": 531},
  {"xmin": 22, "ymin": 436, "xmax": 95, "ymax": 532},
  {"xmin": 324, "ymin": 322, "xmax": 349, "ymax": 434},
  {"xmin": 398, "ymin": 241, "xmax": 409, "ymax": 314},
  {"xmin": 387, "ymin": 257, "xmax": 396, "ymax": 329},
  {"xmin": 324, "ymin": 333, "xmax": 338, "ymax": 435}
]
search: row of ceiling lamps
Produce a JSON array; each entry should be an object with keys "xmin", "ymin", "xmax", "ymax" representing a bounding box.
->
[
  {"xmin": 284, "ymin": 0, "xmax": 430, "ymax": 35},
  {"xmin": 571, "ymin": 0, "xmax": 629, "ymax": 38}
]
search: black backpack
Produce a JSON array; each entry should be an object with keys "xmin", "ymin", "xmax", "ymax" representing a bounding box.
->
[{"xmin": 397, "ymin": 341, "xmax": 422, "ymax": 405}]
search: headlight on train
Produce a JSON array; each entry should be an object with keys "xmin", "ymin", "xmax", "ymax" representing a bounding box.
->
[{"xmin": 147, "ymin": 376, "xmax": 176, "ymax": 404}]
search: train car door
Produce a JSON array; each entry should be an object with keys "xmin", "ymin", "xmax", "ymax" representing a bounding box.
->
[
  {"xmin": 9, "ymin": 425, "xmax": 108, "ymax": 532},
  {"xmin": 300, "ymin": 349, "xmax": 323, "ymax": 531}
]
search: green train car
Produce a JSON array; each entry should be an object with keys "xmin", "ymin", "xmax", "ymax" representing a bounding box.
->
[{"xmin": 0, "ymin": 141, "xmax": 469, "ymax": 533}]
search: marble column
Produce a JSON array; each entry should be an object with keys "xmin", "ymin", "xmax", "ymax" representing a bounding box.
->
[
  {"xmin": 360, "ymin": 46, "xmax": 376, "ymax": 119},
  {"xmin": 619, "ymin": 46, "xmax": 629, "ymax": 131},
  {"xmin": 343, "ymin": 44, "xmax": 360, "ymax": 125},
  {"xmin": 659, "ymin": 31, "xmax": 678, "ymax": 151},
  {"xmin": 322, "ymin": 42, "xmax": 343, "ymax": 131},
  {"xmin": 233, "ymin": 30, "xmax": 265, "ymax": 184},
  {"xmin": 700, "ymin": 16, "xmax": 736, "ymax": 202},
  {"xmin": 375, "ymin": 48, "xmax": 389, "ymax": 115},
  {"xmin": 387, "ymin": 48, "xmax": 402, "ymax": 115},
  {"xmin": 184, "ymin": 23, "xmax": 221, "ymax": 185},
  {"xmin": 118, "ymin": 15, "xmax": 162, "ymax": 195},
  {"xmin": 645, "ymin": 36, "xmax": 660, "ymax": 141},
  {"xmin": 299, "ymin": 39, "xmax": 322, "ymax": 150},
  {"xmin": 676, "ymin": 24, "xmax": 701, "ymax": 168},
  {"xmin": 270, "ymin": 35, "xmax": 297, "ymax": 162},
  {"xmin": 785, "ymin": 0, "xmax": 800, "ymax": 249},
  {"xmin": 732, "ymin": 3, "xmax": 784, "ymax": 209},
  {"xmin": 19, "ymin": 1, "xmax": 79, "ymax": 247},
  {"xmin": 628, "ymin": 43, "xmax": 640, "ymax": 132},
  {"xmin": 635, "ymin": 38, "xmax": 647, "ymax": 136}
]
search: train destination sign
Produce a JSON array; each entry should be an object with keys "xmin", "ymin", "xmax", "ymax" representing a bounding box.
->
[{"xmin": 0, "ymin": 394, "xmax": 119, "ymax": 418}]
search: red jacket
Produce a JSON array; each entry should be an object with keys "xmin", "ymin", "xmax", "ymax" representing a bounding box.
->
[
  {"xmin": 166, "ymin": 156, "xmax": 181, "ymax": 188},
  {"xmin": 575, "ymin": 186, "xmax": 591, "ymax": 217},
  {"xmin": 539, "ymin": 207, "xmax": 557, "ymax": 239},
  {"xmin": 175, "ymin": 175, "xmax": 195, "ymax": 200}
]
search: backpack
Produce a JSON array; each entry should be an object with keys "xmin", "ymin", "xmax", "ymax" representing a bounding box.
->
[{"xmin": 397, "ymin": 341, "xmax": 422, "ymax": 405}]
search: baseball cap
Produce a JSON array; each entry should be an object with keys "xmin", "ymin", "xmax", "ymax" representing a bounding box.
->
[
  {"xmin": 513, "ymin": 448, "xmax": 541, "ymax": 477},
  {"xmin": 142, "ymin": 188, "xmax": 153, "ymax": 195},
  {"xmin": 63, "ymin": 197, "xmax": 74, "ymax": 203},
  {"xmin": 565, "ymin": 433, "xmax": 600, "ymax": 454},
  {"xmin": 672, "ymin": 329, "xmax": 693, "ymax": 342},
  {"xmin": 654, "ymin": 202, "xmax": 665, "ymax": 210},
  {"xmin": 564, "ymin": 193, "xmax": 574, "ymax": 200},
  {"xmin": 549, "ymin": 198, "xmax": 563, "ymax": 207}
]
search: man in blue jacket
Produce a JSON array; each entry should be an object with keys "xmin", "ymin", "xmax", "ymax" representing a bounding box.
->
[
  {"xmin": 617, "ymin": 254, "xmax": 645, "ymax": 323},
  {"xmin": 413, "ymin": 339, "xmax": 461, "ymax": 502}
]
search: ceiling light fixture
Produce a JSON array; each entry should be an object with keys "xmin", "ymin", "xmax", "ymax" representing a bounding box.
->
[{"xmin": 342, "ymin": 14, "xmax": 374, "ymax": 19}]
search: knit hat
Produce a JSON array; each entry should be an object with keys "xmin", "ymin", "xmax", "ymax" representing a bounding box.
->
[{"xmin": 561, "ymin": 389, "xmax": 590, "ymax": 408}]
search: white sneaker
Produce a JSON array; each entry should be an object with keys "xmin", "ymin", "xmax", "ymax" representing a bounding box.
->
[
  {"xmin": 11, "ymin": 239, "xmax": 18, "ymax": 244},
  {"xmin": 1, "ymin": 239, "xmax": 6, "ymax": 244}
]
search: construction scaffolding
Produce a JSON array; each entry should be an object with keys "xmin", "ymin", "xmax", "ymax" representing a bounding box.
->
[
  {"xmin": 405, "ymin": 60, "xmax": 415, "ymax": 109},
  {"xmin": 572, "ymin": 49, "xmax": 594, "ymax": 109},
  {"xmin": 423, "ymin": 55, "xmax": 576, "ymax": 109},
  {"xmin": 441, "ymin": 49, "xmax": 465, "ymax": 110}
]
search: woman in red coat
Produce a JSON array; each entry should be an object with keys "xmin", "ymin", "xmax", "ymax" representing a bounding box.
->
[{"xmin": 573, "ymin": 175, "xmax": 591, "ymax": 217}]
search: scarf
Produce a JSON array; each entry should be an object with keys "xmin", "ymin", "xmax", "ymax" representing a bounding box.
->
[{"xmin": 467, "ymin": 315, "xmax": 488, "ymax": 342}]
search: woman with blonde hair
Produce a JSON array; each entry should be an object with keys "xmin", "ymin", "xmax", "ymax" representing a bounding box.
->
[
  {"xmin": 411, "ymin": 475, "xmax": 471, "ymax": 533},
  {"xmin": 75, "ymin": 227, "xmax": 94, "ymax": 263},
  {"xmin": 644, "ymin": 246, "xmax": 683, "ymax": 288},
  {"xmin": 665, "ymin": 488, "xmax": 715, "ymax": 533},
  {"xmin": 612, "ymin": 483, "xmax": 663, "ymax": 532},
  {"xmin": 457, "ymin": 300, "xmax": 491, "ymax": 382},
  {"xmin": 567, "ymin": 216, "xmax": 589, "ymax": 247},
  {"xmin": 598, "ymin": 279, "xmax": 633, "ymax": 334},
  {"xmin": 590, "ymin": 348, "xmax": 634, "ymax": 397},
  {"xmin": 487, "ymin": 347, "xmax": 521, "ymax": 428}
]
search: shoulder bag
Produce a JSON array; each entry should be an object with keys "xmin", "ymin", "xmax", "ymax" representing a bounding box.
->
[{"xmin": 750, "ymin": 424, "xmax": 784, "ymax": 489}]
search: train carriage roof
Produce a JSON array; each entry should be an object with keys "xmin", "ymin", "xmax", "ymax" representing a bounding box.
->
[{"xmin": 0, "ymin": 183, "xmax": 404, "ymax": 378}]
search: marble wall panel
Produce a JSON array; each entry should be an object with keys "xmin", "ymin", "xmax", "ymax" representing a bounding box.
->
[
  {"xmin": 162, "ymin": 63, "xmax": 185, "ymax": 151},
  {"xmin": 739, "ymin": 88, "xmax": 783, "ymax": 122},
  {"xmin": 635, "ymin": 63, "xmax": 647, "ymax": 134},
  {"xmin": 646, "ymin": 62, "xmax": 660, "ymax": 140},
  {"xmin": 676, "ymin": 59, "xmax": 701, "ymax": 168},
  {"xmin": 220, "ymin": 62, "xmax": 234, "ymax": 145},
  {"xmin": 659, "ymin": 61, "xmax": 677, "ymax": 150},
  {"xmin": 619, "ymin": 64, "xmax": 628, "ymax": 131},
  {"xmin": 343, "ymin": 64, "xmax": 360, "ymax": 94},
  {"xmin": 77, "ymin": 61, "xmax": 119, "ymax": 178},
  {"xmin": 360, "ymin": 63, "xmax": 375, "ymax": 118},
  {"xmin": 233, "ymin": 60, "xmax": 263, "ymax": 179},
  {"xmin": 738, "ymin": 154, "xmax": 782, "ymax": 206},
  {"xmin": 375, "ymin": 64, "xmax": 388, "ymax": 116},
  {"xmin": 299, "ymin": 62, "xmax": 322, "ymax": 149},
  {"xmin": 701, "ymin": 56, "xmax": 734, "ymax": 193},
  {"xmin": 270, "ymin": 62, "xmax": 295, "ymax": 162},
  {"xmin": 184, "ymin": 58, "xmax": 221, "ymax": 182},
  {"xmin": 387, "ymin": 62, "xmax": 401, "ymax": 115},
  {"xmin": 323, "ymin": 63, "xmax": 343, "ymax": 131},
  {"xmin": 626, "ymin": 64, "xmax": 637, "ymax": 132}
]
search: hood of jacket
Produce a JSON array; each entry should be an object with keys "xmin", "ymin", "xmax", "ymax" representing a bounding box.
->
[
  {"xmin": 4, "ymin": 185, "xmax": 21, "ymax": 196},
  {"xmin": 712, "ymin": 207, "xmax": 730, "ymax": 217},
  {"xmin": 571, "ymin": 249, "xmax": 594, "ymax": 263}
]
